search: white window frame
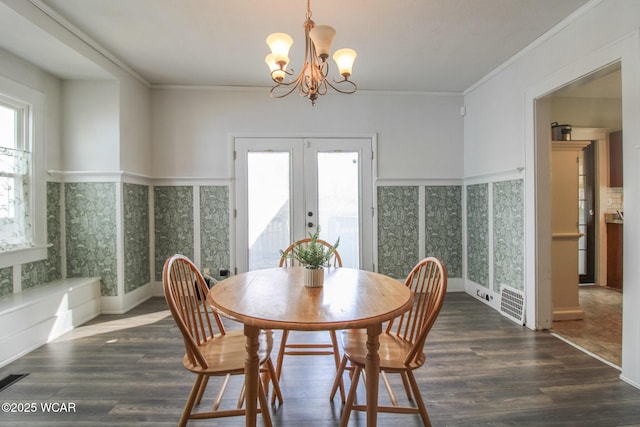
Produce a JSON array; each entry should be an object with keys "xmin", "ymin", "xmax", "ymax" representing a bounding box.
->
[{"xmin": 0, "ymin": 75, "xmax": 47, "ymax": 269}]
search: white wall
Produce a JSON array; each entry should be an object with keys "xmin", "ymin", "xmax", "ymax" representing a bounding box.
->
[
  {"xmin": 463, "ymin": 0, "xmax": 640, "ymax": 387},
  {"xmin": 62, "ymin": 80, "xmax": 119, "ymax": 172},
  {"xmin": 119, "ymin": 77, "xmax": 151, "ymax": 175},
  {"xmin": 150, "ymin": 88, "xmax": 464, "ymax": 180}
]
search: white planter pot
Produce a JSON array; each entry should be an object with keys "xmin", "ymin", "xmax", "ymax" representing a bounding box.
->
[{"xmin": 304, "ymin": 267, "xmax": 325, "ymax": 288}]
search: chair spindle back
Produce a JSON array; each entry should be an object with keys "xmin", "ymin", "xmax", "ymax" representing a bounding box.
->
[
  {"xmin": 279, "ymin": 238, "xmax": 343, "ymax": 267},
  {"xmin": 386, "ymin": 257, "xmax": 447, "ymax": 365},
  {"xmin": 163, "ymin": 254, "xmax": 226, "ymax": 368}
]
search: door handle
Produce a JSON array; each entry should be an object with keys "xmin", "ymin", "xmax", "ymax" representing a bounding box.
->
[{"xmin": 308, "ymin": 222, "xmax": 314, "ymax": 228}]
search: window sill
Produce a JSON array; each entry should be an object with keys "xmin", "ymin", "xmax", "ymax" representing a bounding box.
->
[{"xmin": 0, "ymin": 244, "xmax": 49, "ymax": 269}]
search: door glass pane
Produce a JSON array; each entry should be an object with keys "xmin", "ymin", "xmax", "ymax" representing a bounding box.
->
[
  {"xmin": 248, "ymin": 152, "xmax": 290, "ymax": 270},
  {"xmin": 317, "ymin": 152, "xmax": 359, "ymax": 268}
]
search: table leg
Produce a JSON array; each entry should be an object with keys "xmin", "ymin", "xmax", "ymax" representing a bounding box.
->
[
  {"xmin": 365, "ymin": 323, "xmax": 382, "ymax": 427},
  {"xmin": 244, "ymin": 324, "xmax": 260, "ymax": 427}
]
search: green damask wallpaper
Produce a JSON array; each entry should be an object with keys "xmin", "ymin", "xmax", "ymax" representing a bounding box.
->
[
  {"xmin": 65, "ymin": 182, "xmax": 118, "ymax": 296},
  {"xmin": 493, "ymin": 179, "xmax": 524, "ymax": 292},
  {"xmin": 466, "ymin": 183, "xmax": 489, "ymax": 287},
  {"xmin": 425, "ymin": 186, "xmax": 462, "ymax": 277},
  {"xmin": 22, "ymin": 181, "xmax": 63, "ymax": 289},
  {"xmin": 377, "ymin": 186, "xmax": 420, "ymax": 280},
  {"xmin": 200, "ymin": 186, "xmax": 230, "ymax": 278},
  {"xmin": 154, "ymin": 186, "xmax": 194, "ymax": 280},
  {"xmin": 0, "ymin": 267, "xmax": 11, "ymax": 297},
  {"xmin": 123, "ymin": 183, "xmax": 150, "ymax": 293}
]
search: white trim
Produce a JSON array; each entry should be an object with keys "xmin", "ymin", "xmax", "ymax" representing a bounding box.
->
[
  {"xmin": 463, "ymin": 168, "xmax": 525, "ymax": 184},
  {"xmin": 193, "ymin": 185, "xmax": 201, "ymax": 269},
  {"xmin": 0, "ymin": 245, "xmax": 48, "ymax": 270},
  {"xmin": 115, "ymin": 182, "xmax": 124, "ymax": 299},
  {"xmin": 376, "ymin": 178, "xmax": 463, "ymax": 186},
  {"xmin": 152, "ymin": 177, "xmax": 232, "ymax": 186},
  {"xmin": 418, "ymin": 186, "xmax": 426, "ymax": 260}
]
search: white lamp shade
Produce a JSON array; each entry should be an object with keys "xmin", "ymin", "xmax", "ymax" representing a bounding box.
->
[
  {"xmin": 309, "ymin": 25, "xmax": 336, "ymax": 60},
  {"xmin": 332, "ymin": 48, "xmax": 357, "ymax": 77},
  {"xmin": 265, "ymin": 54, "xmax": 286, "ymax": 81},
  {"xmin": 266, "ymin": 33, "xmax": 293, "ymax": 65}
]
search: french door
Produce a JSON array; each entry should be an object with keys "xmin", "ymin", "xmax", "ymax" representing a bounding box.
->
[{"xmin": 234, "ymin": 137, "xmax": 373, "ymax": 272}]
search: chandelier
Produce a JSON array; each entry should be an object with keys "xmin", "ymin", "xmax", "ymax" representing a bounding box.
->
[{"xmin": 264, "ymin": 0, "xmax": 357, "ymax": 106}]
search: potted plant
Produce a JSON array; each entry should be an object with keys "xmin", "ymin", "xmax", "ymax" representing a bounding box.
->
[{"xmin": 282, "ymin": 226, "xmax": 340, "ymax": 287}]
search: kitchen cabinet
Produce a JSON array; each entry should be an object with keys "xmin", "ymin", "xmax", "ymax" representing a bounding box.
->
[
  {"xmin": 607, "ymin": 221, "xmax": 623, "ymax": 290},
  {"xmin": 609, "ymin": 130, "xmax": 623, "ymax": 187},
  {"xmin": 551, "ymin": 141, "xmax": 590, "ymax": 321}
]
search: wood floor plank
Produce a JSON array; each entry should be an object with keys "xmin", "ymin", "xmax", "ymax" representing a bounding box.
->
[{"xmin": 0, "ymin": 293, "xmax": 638, "ymax": 426}]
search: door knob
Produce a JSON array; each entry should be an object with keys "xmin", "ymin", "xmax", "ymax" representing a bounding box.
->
[{"xmin": 308, "ymin": 222, "xmax": 314, "ymax": 228}]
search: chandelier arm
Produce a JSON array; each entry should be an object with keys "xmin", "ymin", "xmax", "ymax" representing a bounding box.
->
[
  {"xmin": 325, "ymin": 78, "xmax": 358, "ymax": 95},
  {"xmin": 270, "ymin": 79, "xmax": 303, "ymax": 99}
]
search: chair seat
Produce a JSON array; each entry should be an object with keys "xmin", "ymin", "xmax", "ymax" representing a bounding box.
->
[
  {"xmin": 340, "ymin": 329, "xmax": 426, "ymax": 371},
  {"xmin": 183, "ymin": 329, "xmax": 273, "ymax": 374}
]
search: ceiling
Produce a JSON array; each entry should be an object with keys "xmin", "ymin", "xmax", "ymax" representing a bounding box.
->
[{"xmin": 0, "ymin": 0, "xmax": 593, "ymax": 93}]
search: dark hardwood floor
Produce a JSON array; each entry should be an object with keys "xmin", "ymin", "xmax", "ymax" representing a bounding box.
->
[{"xmin": 1, "ymin": 293, "xmax": 639, "ymax": 426}]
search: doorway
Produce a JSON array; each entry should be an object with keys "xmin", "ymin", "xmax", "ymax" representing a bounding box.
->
[
  {"xmin": 539, "ymin": 63, "xmax": 623, "ymax": 366},
  {"xmin": 234, "ymin": 136, "xmax": 374, "ymax": 272}
]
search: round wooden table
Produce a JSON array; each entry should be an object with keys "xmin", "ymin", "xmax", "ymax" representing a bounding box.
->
[{"xmin": 208, "ymin": 267, "xmax": 413, "ymax": 427}]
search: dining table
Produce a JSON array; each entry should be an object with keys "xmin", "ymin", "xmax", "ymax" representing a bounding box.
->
[{"xmin": 207, "ymin": 266, "xmax": 414, "ymax": 427}]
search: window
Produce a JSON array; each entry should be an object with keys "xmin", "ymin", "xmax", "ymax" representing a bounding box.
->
[
  {"xmin": 0, "ymin": 96, "xmax": 31, "ymax": 250},
  {"xmin": 0, "ymin": 75, "xmax": 46, "ymax": 268}
]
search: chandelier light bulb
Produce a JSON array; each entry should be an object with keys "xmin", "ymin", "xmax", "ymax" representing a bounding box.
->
[
  {"xmin": 309, "ymin": 25, "xmax": 336, "ymax": 61},
  {"xmin": 266, "ymin": 33, "xmax": 293, "ymax": 66},
  {"xmin": 333, "ymin": 48, "xmax": 357, "ymax": 78},
  {"xmin": 265, "ymin": 54, "xmax": 286, "ymax": 82}
]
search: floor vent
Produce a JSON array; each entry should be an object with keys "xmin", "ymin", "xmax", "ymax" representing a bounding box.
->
[
  {"xmin": 0, "ymin": 374, "xmax": 29, "ymax": 392},
  {"xmin": 500, "ymin": 284, "xmax": 525, "ymax": 325}
]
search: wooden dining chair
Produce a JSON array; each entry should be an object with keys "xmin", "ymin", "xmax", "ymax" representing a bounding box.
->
[
  {"xmin": 163, "ymin": 254, "xmax": 282, "ymax": 427},
  {"xmin": 274, "ymin": 237, "xmax": 345, "ymax": 403},
  {"xmin": 330, "ymin": 257, "xmax": 447, "ymax": 427}
]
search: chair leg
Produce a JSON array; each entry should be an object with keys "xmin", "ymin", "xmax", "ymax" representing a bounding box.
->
[
  {"xmin": 400, "ymin": 371, "xmax": 413, "ymax": 401},
  {"xmin": 274, "ymin": 329, "xmax": 290, "ymax": 382},
  {"xmin": 179, "ymin": 374, "xmax": 206, "ymax": 427},
  {"xmin": 214, "ymin": 374, "xmax": 231, "ymax": 411},
  {"xmin": 381, "ymin": 371, "xmax": 398, "ymax": 406},
  {"xmin": 340, "ymin": 365, "xmax": 362, "ymax": 427},
  {"xmin": 265, "ymin": 358, "xmax": 283, "ymax": 406},
  {"xmin": 258, "ymin": 376, "xmax": 273, "ymax": 427},
  {"xmin": 330, "ymin": 355, "xmax": 349, "ymax": 402},
  {"xmin": 329, "ymin": 330, "xmax": 346, "ymax": 402},
  {"xmin": 195, "ymin": 375, "xmax": 210, "ymax": 405},
  {"xmin": 406, "ymin": 370, "xmax": 432, "ymax": 427}
]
